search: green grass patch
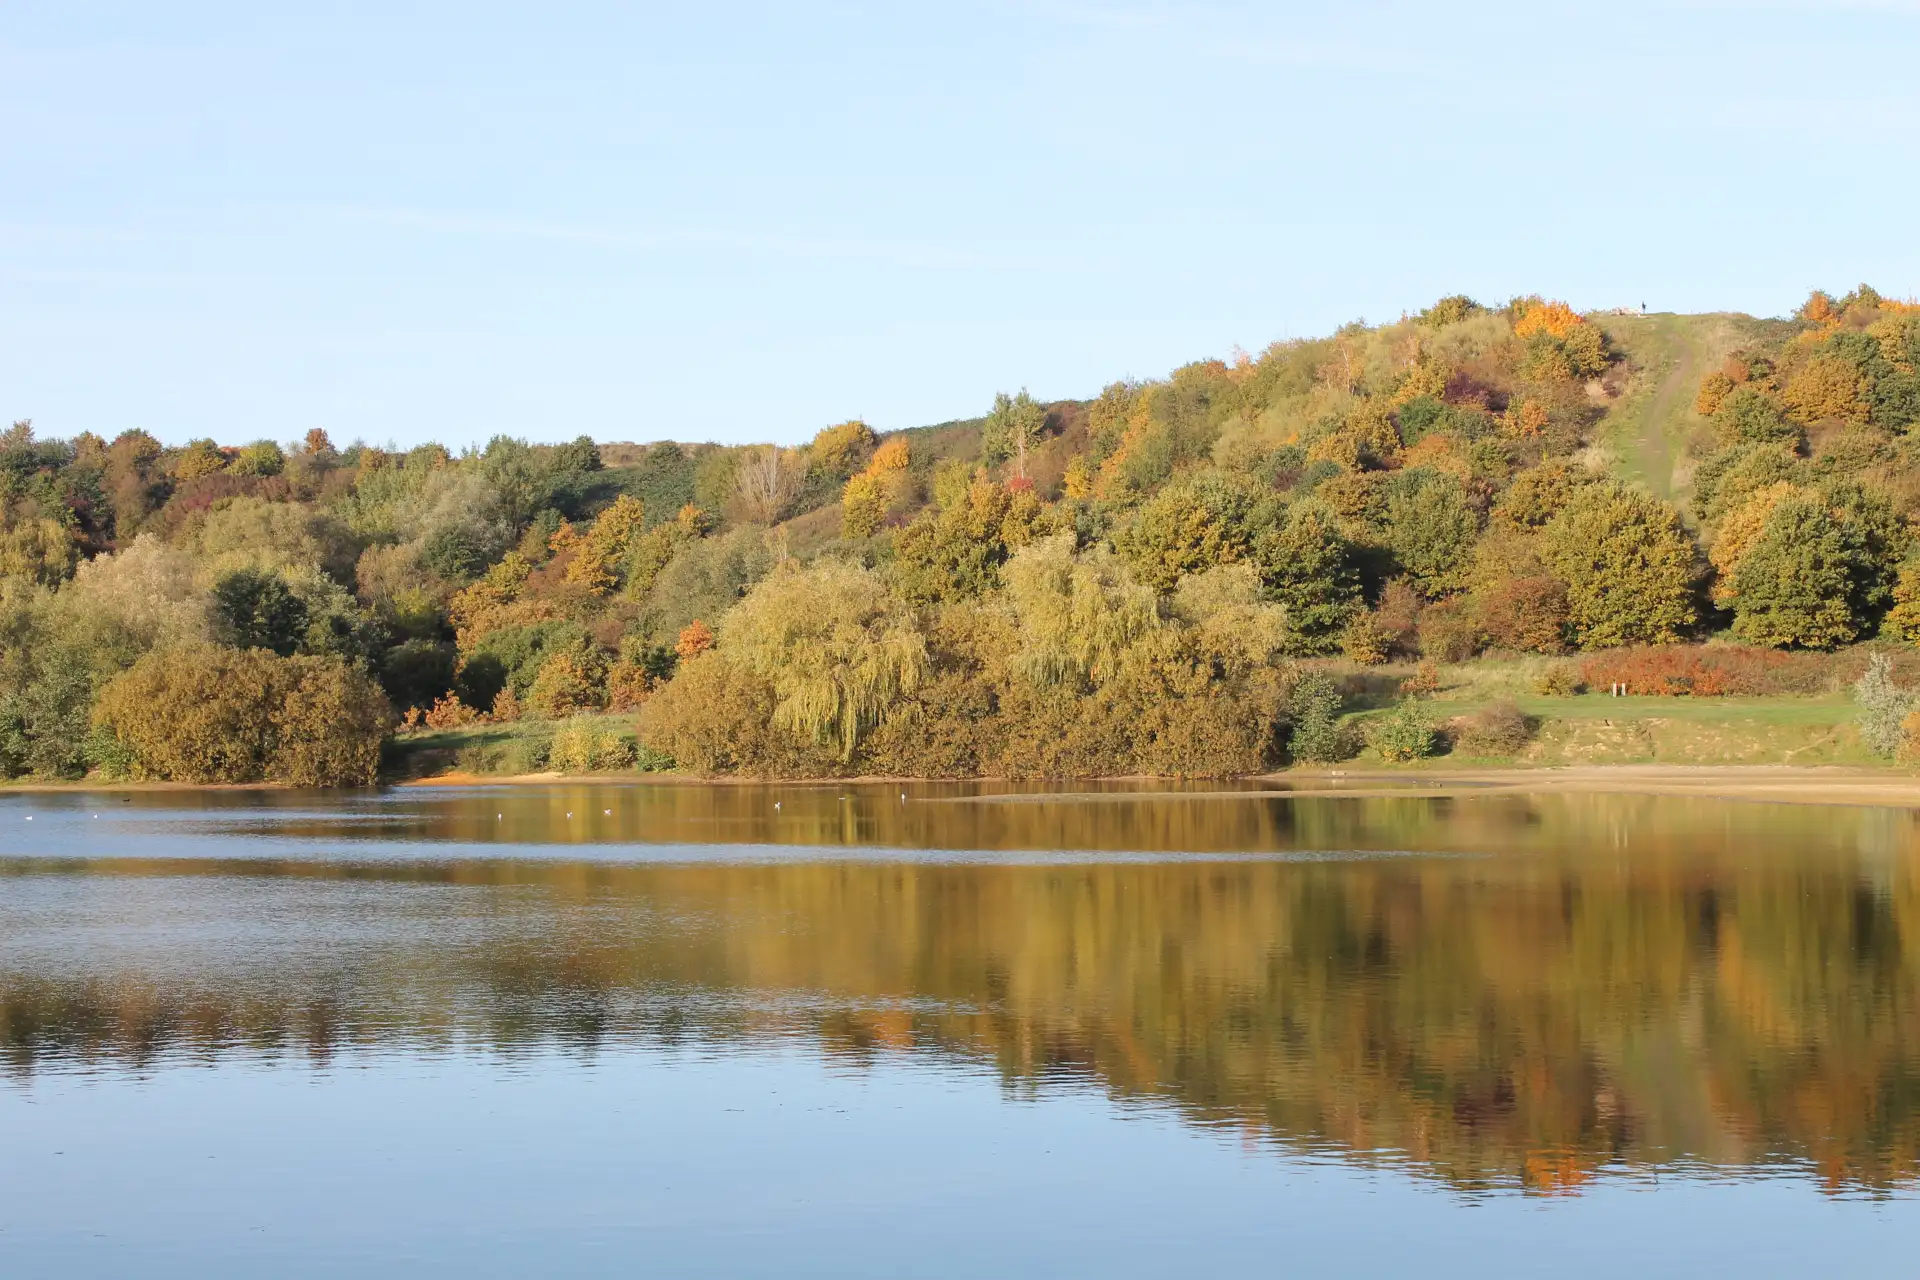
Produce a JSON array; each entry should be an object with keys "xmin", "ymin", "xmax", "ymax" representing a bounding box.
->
[
  {"xmin": 385, "ymin": 713, "xmax": 664, "ymax": 780},
  {"xmin": 1514, "ymin": 694, "xmax": 1855, "ymax": 726}
]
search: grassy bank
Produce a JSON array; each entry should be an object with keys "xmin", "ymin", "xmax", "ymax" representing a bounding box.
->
[
  {"xmin": 377, "ymin": 660, "xmax": 1878, "ymax": 785},
  {"xmin": 1332, "ymin": 655, "xmax": 1872, "ymax": 768},
  {"xmin": 385, "ymin": 713, "xmax": 663, "ymax": 782}
]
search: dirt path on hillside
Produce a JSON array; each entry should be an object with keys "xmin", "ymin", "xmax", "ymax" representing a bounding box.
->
[
  {"xmin": 1605, "ymin": 316, "xmax": 1700, "ymax": 501},
  {"xmin": 1634, "ymin": 323, "xmax": 1697, "ymax": 499}
]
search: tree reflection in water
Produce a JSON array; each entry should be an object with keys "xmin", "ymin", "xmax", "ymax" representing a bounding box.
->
[{"xmin": 2, "ymin": 787, "xmax": 1918, "ymax": 1197}]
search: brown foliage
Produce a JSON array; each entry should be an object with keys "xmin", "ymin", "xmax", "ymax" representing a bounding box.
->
[
  {"xmin": 1372, "ymin": 581, "xmax": 1422, "ymax": 658},
  {"xmin": 1452, "ymin": 700, "xmax": 1534, "ymax": 756},
  {"xmin": 605, "ymin": 660, "xmax": 652, "ymax": 712},
  {"xmin": 93, "ymin": 647, "xmax": 391, "ymax": 785},
  {"xmin": 676, "ymin": 619, "xmax": 715, "ymax": 661},
  {"xmin": 1340, "ymin": 613, "xmax": 1390, "ymax": 665},
  {"xmin": 862, "ymin": 671, "xmax": 1005, "ymax": 778},
  {"xmin": 527, "ymin": 642, "xmax": 609, "ymax": 718},
  {"xmin": 637, "ymin": 654, "xmax": 838, "ymax": 776},
  {"xmin": 1417, "ymin": 597, "xmax": 1481, "ymax": 662},
  {"xmin": 1399, "ymin": 660, "xmax": 1441, "ymax": 698},
  {"xmin": 990, "ymin": 664, "xmax": 1288, "ymax": 780},
  {"xmin": 1478, "ymin": 575, "xmax": 1570, "ymax": 654},
  {"xmin": 422, "ymin": 694, "xmax": 480, "ymax": 729},
  {"xmin": 1575, "ymin": 646, "xmax": 1822, "ymax": 697}
]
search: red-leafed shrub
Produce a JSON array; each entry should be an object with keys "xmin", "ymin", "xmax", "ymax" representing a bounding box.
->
[{"xmin": 1576, "ymin": 646, "xmax": 1825, "ymax": 697}]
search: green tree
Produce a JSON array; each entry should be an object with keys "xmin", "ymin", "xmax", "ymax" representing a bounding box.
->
[
  {"xmin": 891, "ymin": 478, "xmax": 1046, "ymax": 605},
  {"xmin": 229, "ymin": 440, "xmax": 286, "ymax": 476},
  {"xmin": 1000, "ymin": 534, "xmax": 1160, "ymax": 691},
  {"xmin": 1286, "ymin": 672, "xmax": 1344, "ymax": 763},
  {"xmin": 1713, "ymin": 386, "xmax": 1801, "ymax": 447},
  {"xmin": 1853, "ymin": 654, "xmax": 1913, "ymax": 758},
  {"xmin": 1541, "ymin": 483, "xmax": 1698, "ymax": 647},
  {"xmin": 1417, "ymin": 295, "xmax": 1482, "ymax": 326},
  {"xmin": 212, "ymin": 569, "xmax": 309, "ymax": 656},
  {"xmin": 1366, "ymin": 699, "xmax": 1436, "ymax": 762},
  {"xmin": 721, "ymin": 559, "xmax": 927, "ymax": 760},
  {"xmin": 1728, "ymin": 493, "xmax": 1891, "ymax": 649},
  {"xmin": 1381, "ymin": 470, "xmax": 1477, "ymax": 597},
  {"xmin": 806, "ymin": 420, "xmax": 877, "ymax": 482},
  {"xmin": 1117, "ymin": 471, "xmax": 1257, "ymax": 592},
  {"xmin": 379, "ymin": 638, "xmax": 457, "ymax": 713},
  {"xmin": 982, "ymin": 390, "xmax": 1048, "ymax": 478},
  {"xmin": 1253, "ymin": 501, "xmax": 1362, "ymax": 652}
]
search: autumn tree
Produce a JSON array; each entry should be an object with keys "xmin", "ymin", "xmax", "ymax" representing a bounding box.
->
[
  {"xmin": 92, "ymin": 647, "xmax": 390, "ymax": 785},
  {"xmin": 564, "ymin": 493, "xmax": 648, "ymax": 595},
  {"xmin": 806, "ymin": 420, "xmax": 877, "ymax": 481},
  {"xmin": 891, "ymin": 476, "xmax": 1047, "ymax": 605},
  {"xmin": 1782, "ymin": 354, "xmax": 1870, "ymax": 426},
  {"xmin": 1117, "ymin": 471, "xmax": 1257, "ymax": 592},
  {"xmin": 733, "ymin": 445, "xmax": 799, "ymax": 523},
  {"xmin": 527, "ymin": 636, "xmax": 612, "ymax": 717},
  {"xmin": 0, "ymin": 496, "xmax": 79, "ymax": 585},
  {"xmin": 841, "ymin": 437, "xmax": 910, "ymax": 539},
  {"xmin": 171, "ymin": 438, "xmax": 228, "ymax": 481},
  {"xmin": 1512, "ymin": 299, "xmax": 1608, "ymax": 378}
]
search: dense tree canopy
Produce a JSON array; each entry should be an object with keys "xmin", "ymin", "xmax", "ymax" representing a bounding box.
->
[{"xmin": 7, "ymin": 287, "xmax": 1920, "ymax": 781}]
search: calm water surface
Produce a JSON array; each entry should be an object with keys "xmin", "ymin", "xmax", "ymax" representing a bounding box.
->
[{"xmin": 2, "ymin": 781, "xmax": 1917, "ymax": 1276}]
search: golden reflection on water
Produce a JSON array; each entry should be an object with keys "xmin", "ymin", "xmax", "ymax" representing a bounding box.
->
[{"xmin": 3, "ymin": 785, "xmax": 1920, "ymax": 1196}]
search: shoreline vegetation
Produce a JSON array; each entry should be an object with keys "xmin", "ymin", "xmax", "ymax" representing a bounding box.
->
[{"xmin": 9, "ymin": 288, "xmax": 1920, "ymax": 788}]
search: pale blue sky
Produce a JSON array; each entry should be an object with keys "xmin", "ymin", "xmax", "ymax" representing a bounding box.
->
[{"xmin": 4, "ymin": 1, "xmax": 1918, "ymax": 449}]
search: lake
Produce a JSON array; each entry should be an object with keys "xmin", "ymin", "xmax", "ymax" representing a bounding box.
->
[{"xmin": 2, "ymin": 781, "xmax": 1916, "ymax": 1276}]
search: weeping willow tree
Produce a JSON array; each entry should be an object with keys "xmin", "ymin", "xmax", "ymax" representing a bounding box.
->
[
  {"xmin": 720, "ymin": 559, "xmax": 926, "ymax": 760},
  {"xmin": 999, "ymin": 534, "xmax": 1160, "ymax": 690}
]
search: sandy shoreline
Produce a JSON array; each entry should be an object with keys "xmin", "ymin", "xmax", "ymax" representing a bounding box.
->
[
  {"xmin": 389, "ymin": 767, "xmax": 1920, "ymax": 805},
  {"xmin": 1286, "ymin": 764, "xmax": 1920, "ymax": 808},
  {"xmin": 396, "ymin": 763, "xmax": 1920, "ymax": 808},
  {"xmin": 7, "ymin": 764, "xmax": 1920, "ymax": 808}
]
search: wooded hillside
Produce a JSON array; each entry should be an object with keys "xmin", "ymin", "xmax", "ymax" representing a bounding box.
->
[{"xmin": 6, "ymin": 287, "xmax": 1917, "ymax": 781}]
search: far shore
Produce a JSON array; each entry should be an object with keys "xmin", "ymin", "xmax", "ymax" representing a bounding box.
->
[
  {"xmin": 357, "ymin": 762, "xmax": 1920, "ymax": 809},
  {"xmin": 7, "ymin": 763, "xmax": 1920, "ymax": 809}
]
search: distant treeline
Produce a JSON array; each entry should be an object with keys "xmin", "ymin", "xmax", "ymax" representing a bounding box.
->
[{"xmin": 4, "ymin": 287, "xmax": 1920, "ymax": 782}]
